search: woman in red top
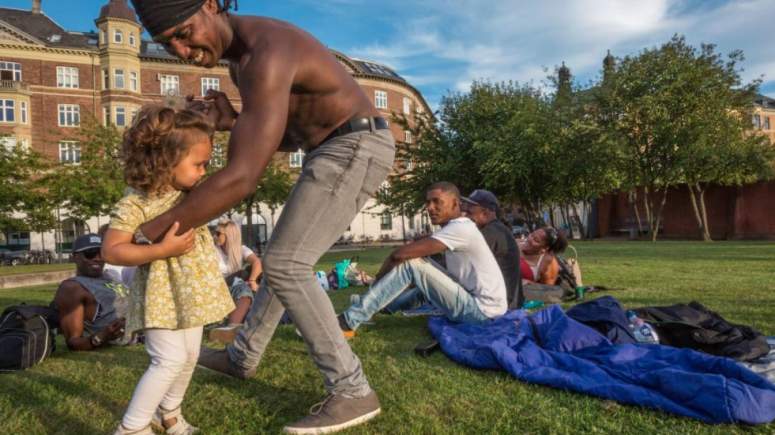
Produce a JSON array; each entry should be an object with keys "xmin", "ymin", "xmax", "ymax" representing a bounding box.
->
[{"xmin": 518, "ymin": 227, "xmax": 568, "ymax": 285}]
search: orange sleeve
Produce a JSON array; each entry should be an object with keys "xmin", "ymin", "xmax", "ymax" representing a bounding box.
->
[{"xmin": 539, "ymin": 257, "xmax": 560, "ymax": 285}]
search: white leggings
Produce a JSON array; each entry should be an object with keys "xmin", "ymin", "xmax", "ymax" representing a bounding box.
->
[{"xmin": 122, "ymin": 327, "xmax": 203, "ymax": 430}]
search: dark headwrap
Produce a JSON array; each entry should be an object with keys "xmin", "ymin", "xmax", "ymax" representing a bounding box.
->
[{"xmin": 130, "ymin": 0, "xmax": 207, "ymax": 36}]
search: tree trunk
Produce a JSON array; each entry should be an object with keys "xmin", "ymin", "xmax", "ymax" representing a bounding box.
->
[
  {"xmin": 630, "ymin": 190, "xmax": 643, "ymax": 237},
  {"xmin": 55, "ymin": 207, "xmax": 62, "ymax": 263},
  {"xmin": 651, "ymin": 188, "xmax": 669, "ymax": 242},
  {"xmin": 571, "ymin": 202, "xmax": 585, "ymax": 239},
  {"xmin": 642, "ymin": 187, "xmax": 653, "ymax": 239},
  {"xmin": 698, "ymin": 184, "xmax": 712, "ymax": 242},
  {"xmin": 400, "ymin": 205, "xmax": 407, "ymax": 243},
  {"xmin": 245, "ymin": 196, "xmax": 255, "ymax": 249},
  {"xmin": 687, "ymin": 184, "xmax": 711, "ymax": 242}
]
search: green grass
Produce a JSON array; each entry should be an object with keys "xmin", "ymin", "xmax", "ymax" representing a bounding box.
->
[
  {"xmin": 0, "ymin": 263, "xmax": 74, "ymax": 277},
  {"xmin": 1, "ymin": 242, "xmax": 774, "ymax": 434}
]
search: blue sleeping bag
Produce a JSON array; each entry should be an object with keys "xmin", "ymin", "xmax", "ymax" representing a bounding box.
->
[{"xmin": 428, "ymin": 305, "xmax": 775, "ymax": 424}]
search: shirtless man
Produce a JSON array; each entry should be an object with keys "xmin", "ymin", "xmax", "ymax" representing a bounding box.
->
[{"xmin": 129, "ymin": 1, "xmax": 395, "ymax": 432}]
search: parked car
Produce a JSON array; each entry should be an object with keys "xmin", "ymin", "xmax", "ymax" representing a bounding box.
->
[{"xmin": 0, "ymin": 249, "xmax": 30, "ymax": 266}]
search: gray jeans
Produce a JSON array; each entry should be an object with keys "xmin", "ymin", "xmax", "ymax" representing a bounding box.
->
[{"xmin": 228, "ymin": 129, "xmax": 395, "ymax": 397}]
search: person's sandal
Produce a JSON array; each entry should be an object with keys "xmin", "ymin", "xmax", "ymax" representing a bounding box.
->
[
  {"xmin": 112, "ymin": 423, "xmax": 154, "ymax": 435},
  {"xmin": 151, "ymin": 406, "xmax": 199, "ymax": 435}
]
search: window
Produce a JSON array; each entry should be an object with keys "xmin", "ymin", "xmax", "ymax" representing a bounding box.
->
[
  {"xmin": 100, "ymin": 30, "xmax": 106, "ymax": 45},
  {"xmin": 160, "ymin": 74, "xmax": 180, "ymax": 96},
  {"xmin": 56, "ymin": 66, "xmax": 79, "ymax": 88},
  {"xmin": 289, "ymin": 151, "xmax": 304, "ymax": 168},
  {"xmin": 20, "ymin": 101, "xmax": 27, "ymax": 124},
  {"xmin": 7, "ymin": 232, "xmax": 30, "ymax": 248},
  {"xmin": 201, "ymin": 77, "xmax": 220, "ymax": 96},
  {"xmin": 380, "ymin": 212, "xmax": 392, "ymax": 231},
  {"xmin": 408, "ymin": 216, "xmax": 415, "ymax": 230},
  {"xmin": 115, "ymin": 107, "xmax": 126, "ymax": 127},
  {"xmin": 129, "ymin": 71, "xmax": 138, "ymax": 91},
  {"xmin": 403, "ymin": 97, "xmax": 412, "ymax": 115},
  {"xmin": 0, "ymin": 61, "xmax": 22, "ymax": 81},
  {"xmin": 375, "ymin": 90, "xmax": 388, "ymax": 109},
  {"xmin": 404, "ymin": 130, "xmax": 412, "ymax": 144},
  {"xmin": 102, "ymin": 68, "xmax": 109, "ymax": 90},
  {"xmin": 58, "ymin": 141, "xmax": 81, "ymax": 164},
  {"xmin": 104, "ymin": 106, "xmax": 111, "ymax": 126},
  {"xmin": 129, "ymin": 32, "xmax": 136, "ymax": 47},
  {"xmin": 58, "ymin": 104, "xmax": 80, "ymax": 127},
  {"xmin": 114, "ymin": 69, "xmax": 124, "ymax": 89},
  {"xmin": 0, "ymin": 99, "xmax": 14, "ymax": 122},
  {"xmin": 753, "ymin": 114, "xmax": 761, "ymax": 129},
  {"xmin": 766, "ymin": 117, "xmax": 771, "ymax": 131},
  {"xmin": 114, "ymin": 30, "xmax": 123, "ymax": 44}
]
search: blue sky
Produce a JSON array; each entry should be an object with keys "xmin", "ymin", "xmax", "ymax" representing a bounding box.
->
[{"xmin": 3, "ymin": 0, "xmax": 774, "ymax": 108}]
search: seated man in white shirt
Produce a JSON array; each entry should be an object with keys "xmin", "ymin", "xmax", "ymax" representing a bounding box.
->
[{"xmin": 338, "ymin": 182, "xmax": 507, "ymax": 338}]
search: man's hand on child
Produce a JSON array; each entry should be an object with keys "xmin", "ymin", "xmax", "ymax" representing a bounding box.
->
[{"xmin": 160, "ymin": 221, "xmax": 195, "ymax": 257}]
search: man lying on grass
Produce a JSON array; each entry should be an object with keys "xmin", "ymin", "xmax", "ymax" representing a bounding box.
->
[{"xmin": 338, "ymin": 182, "xmax": 507, "ymax": 338}]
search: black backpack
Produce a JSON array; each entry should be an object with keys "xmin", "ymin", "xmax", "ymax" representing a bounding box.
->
[{"xmin": 0, "ymin": 304, "xmax": 58, "ymax": 372}]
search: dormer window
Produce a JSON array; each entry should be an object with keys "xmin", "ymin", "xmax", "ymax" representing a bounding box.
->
[{"xmin": 129, "ymin": 33, "xmax": 136, "ymax": 47}]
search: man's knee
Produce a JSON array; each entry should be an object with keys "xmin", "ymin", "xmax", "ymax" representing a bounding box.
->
[{"xmin": 262, "ymin": 251, "xmax": 309, "ymax": 289}]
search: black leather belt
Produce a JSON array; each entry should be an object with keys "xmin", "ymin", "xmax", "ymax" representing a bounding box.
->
[{"xmin": 323, "ymin": 116, "xmax": 389, "ymax": 143}]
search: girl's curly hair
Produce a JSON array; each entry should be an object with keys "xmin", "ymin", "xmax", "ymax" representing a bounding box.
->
[{"xmin": 122, "ymin": 105, "xmax": 214, "ymax": 195}]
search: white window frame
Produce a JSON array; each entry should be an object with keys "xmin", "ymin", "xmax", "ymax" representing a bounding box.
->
[
  {"xmin": 129, "ymin": 71, "xmax": 138, "ymax": 91},
  {"xmin": 201, "ymin": 77, "xmax": 220, "ymax": 96},
  {"xmin": 160, "ymin": 74, "xmax": 180, "ymax": 96},
  {"xmin": 375, "ymin": 90, "xmax": 388, "ymax": 109},
  {"xmin": 0, "ymin": 99, "xmax": 15, "ymax": 122},
  {"xmin": 289, "ymin": 151, "xmax": 304, "ymax": 168},
  {"xmin": 0, "ymin": 61, "xmax": 22, "ymax": 81},
  {"xmin": 753, "ymin": 114, "xmax": 761, "ymax": 129},
  {"xmin": 100, "ymin": 30, "xmax": 106, "ymax": 45},
  {"xmin": 104, "ymin": 106, "xmax": 111, "ymax": 126},
  {"xmin": 404, "ymin": 130, "xmax": 412, "ymax": 144},
  {"xmin": 114, "ymin": 30, "xmax": 123, "ymax": 44},
  {"xmin": 129, "ymin": 33, "xmax": 136, "ymax": 47},
  {"xmin": 102, "ymin": 68, "xmax": 109, "ymax": 90},
  {"xmin": 56, "ymin": 66, "xmax": 79, "ymax": 89},
  {"xmin": 20, "ymin": 101, "xmax": 27, "ymax": 124},
  {"xmin": 380, "ymin": 212, "xmax": 393, "ymax": 231},
  {"xmin": 403, "ymin": 97, "xmax": 412, "ymax": 115},
  {"xmin": 114, "ymin": 69, "xmax": 125, "ymax": 89},
  {"xmin": 58, "ymin": 141, "xmax": 81, "ymax": 165},
  {"xmin": 115, "ymin": 106, "xmax": 126, "ymax": 127},
  {"xmin": 58, "ymin": 104, "xmax": 80, "ymax": 127}
]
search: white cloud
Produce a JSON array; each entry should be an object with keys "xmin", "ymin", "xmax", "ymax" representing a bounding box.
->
[{"xmin": 347, "ymin": 0, "xmax": 775, "ymax": 104}]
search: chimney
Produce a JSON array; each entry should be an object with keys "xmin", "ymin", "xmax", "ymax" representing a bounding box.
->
[{"xmin": 32, "ymin": 0, "xmax": 41, "ymax": 14}]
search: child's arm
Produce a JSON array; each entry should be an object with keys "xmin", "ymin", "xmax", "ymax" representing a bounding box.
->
[{"xmin": 102, "ymin": 221, "xmax": 195, "ymax": 266}]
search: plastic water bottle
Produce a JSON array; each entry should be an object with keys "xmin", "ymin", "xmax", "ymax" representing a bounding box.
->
[
  {"xmin": 522, "ymin": 300, "xmax": 545, "ymax": 310},
  {"xmin": 626, "ymin": 310, "xmax": 659, "ymax": 344}
]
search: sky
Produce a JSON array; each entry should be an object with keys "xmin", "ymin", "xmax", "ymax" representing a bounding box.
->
[{"xmin": 3, "ymin": 0, "xmax": 774, "ymax": 109}]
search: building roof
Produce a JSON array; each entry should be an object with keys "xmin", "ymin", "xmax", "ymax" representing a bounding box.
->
[
  {"xmin": 349, "ymin": 57, "xmax": 406, "ymax": 83},
  {"xmin": 97, "ymin": 0, "xmax": 138, "ymax": 24},
  {"xmin": 755, "ymin": 94, "xmax": 775, "ymax": 109},
  {"xmin": 0, "ymin": 7, "xmax": 96, "ymax": 49}
]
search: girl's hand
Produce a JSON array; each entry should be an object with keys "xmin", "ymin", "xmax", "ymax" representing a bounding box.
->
[
  {"xmin": 160, "ymin": 222, "xmax": 195, "ymax": 257},
  {"xmin": 248, "ymin": 280, "xmax": 258, "ymax": 291}
]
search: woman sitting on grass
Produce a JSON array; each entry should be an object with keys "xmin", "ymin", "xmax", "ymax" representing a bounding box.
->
[
  {"xmin": 518, "ymin": 227, "xmax": 568, "ymax": 285},
  {"xmin": 208, "ymin": 219, "xmax": 263, "ymax": 344},
  {"xmin": 103, "ymin": 105, "xmax": 234, "ymax": 435}
]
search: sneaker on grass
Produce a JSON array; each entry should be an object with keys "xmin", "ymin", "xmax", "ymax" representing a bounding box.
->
[
  {"xmin": 196, "ymin": 346, "xmax": 256, "ymax": 380},
  {"xmin": 283, "ymin": 391, "xmax": 381, "ymax": 434}
]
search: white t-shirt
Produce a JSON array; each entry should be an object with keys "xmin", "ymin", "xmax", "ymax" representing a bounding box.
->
[
  {"xmin": 216, "ymin": 245, "xmax": 255, "ymax": 276},
  {"xmin": 431, "ymin": 217, "xmax": 507, "ymax": 318}
]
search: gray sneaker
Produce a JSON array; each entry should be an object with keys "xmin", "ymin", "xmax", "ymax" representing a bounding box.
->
[
  {"xmin": 196, "ymin": 346, "xmax": 256, "ymax": 380},
  {"xmin": 283, "ymin": 391, "xmax": 381, "ymax": 434}
]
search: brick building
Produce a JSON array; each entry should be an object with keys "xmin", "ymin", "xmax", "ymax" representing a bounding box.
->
[
  {"xmin": 594, "ymin": 95, "xmax": 775, "ymax": 240},
  {"xmin": 0, "ymin": 0, "xmax": 431, "ymax": 251}
]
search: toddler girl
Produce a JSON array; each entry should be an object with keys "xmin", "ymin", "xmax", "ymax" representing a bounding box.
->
[{"xmin": 103, "ymin": 105, "xmax": 234, "ymax": 435}]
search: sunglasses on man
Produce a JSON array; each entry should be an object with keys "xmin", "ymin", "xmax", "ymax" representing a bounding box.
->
[{"xmin": 79, "ymin": 248, "xmax": 102, "ymax": 260}]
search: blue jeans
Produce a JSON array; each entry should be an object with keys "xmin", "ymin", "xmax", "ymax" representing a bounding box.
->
[
  {"xmin": 343, "ymin": 258, "xmax": 489, "ymax": 330},
  {"xmin": 382, "ymin": 287, "xmax": 426, "ymax": 314}
]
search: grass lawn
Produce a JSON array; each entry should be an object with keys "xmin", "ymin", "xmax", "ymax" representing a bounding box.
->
[
  {"xmin": 1, "ymin": 241, "xmax": 774, "ymax": 434},
  {"xmin": 0, "ymin": 263, "xmax": 74, "ymax": 277}
]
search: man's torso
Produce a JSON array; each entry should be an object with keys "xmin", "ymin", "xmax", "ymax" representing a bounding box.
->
[
  {"xmin": 480, "ymin": 220, "xmax": 520, "ymax": 301},
  {"xmin": 229, "ymin": 17, "xmax": 379, "ymax": 152}
]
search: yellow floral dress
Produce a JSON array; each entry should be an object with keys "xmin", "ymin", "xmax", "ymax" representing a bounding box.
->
[{"xmin": 109, "ymin": 188, "xmax": 234, "ymax": 335}]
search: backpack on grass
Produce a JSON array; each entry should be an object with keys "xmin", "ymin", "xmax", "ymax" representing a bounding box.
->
[{"xmin": 0, "ymin": 304, "xmax": 58, "ymax": 372}]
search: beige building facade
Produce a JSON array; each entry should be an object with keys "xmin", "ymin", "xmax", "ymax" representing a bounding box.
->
[{"xmin": 0, "ymin": 0, "xmax": 431, "ymax": 252}]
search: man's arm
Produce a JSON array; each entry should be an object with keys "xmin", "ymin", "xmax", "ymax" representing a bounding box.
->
[
  {"xmin": 375, "ymin": 238, "xmax": 447, "ymax": 281},
  {"xmin": 140, "ymin": 47, "xmax": 297, "ymax": 241}
]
